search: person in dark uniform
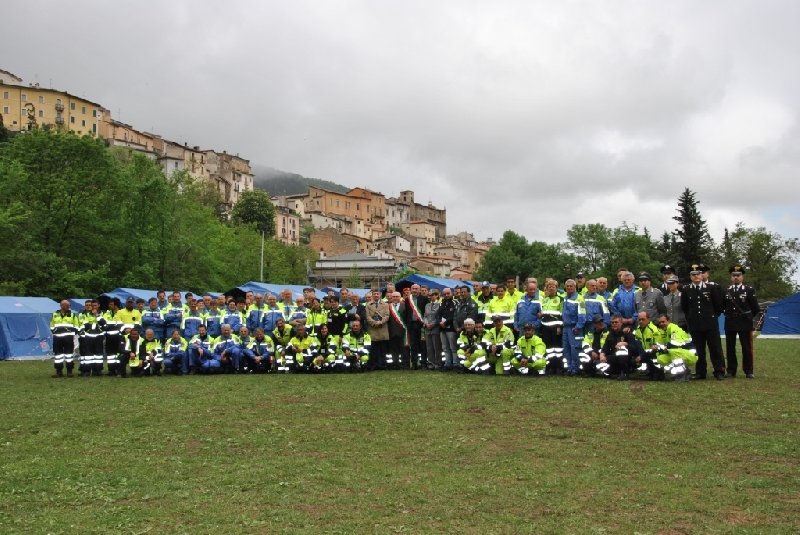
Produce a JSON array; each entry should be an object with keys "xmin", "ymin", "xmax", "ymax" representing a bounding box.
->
[
  {"xmin": 699, "ymin": 263, "xmax": 725, "ymax": 307},
  {"xmin": 724, "ymin": 264, "xmax": 760, "ymax": 379},
  {"xmin": 681, "ymin": 263, "xmax": 726, "ymax": 380},
  {"xmin": 659, "ymin": 265, "xmax": 676, "ymax": 296}
]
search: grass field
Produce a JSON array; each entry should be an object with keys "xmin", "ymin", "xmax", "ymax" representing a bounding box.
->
[{"xmin": 1, "ymin": 338, "xmax": 798, "ymax": 534}]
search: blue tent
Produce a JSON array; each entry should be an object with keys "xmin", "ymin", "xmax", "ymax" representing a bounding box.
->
[
  {"xmin": 96, "ymin": 288, "xmax": 198, "ymax": 309},
  {"xmin": 760, "ymin": 293, "xmax": 800, "ymax": 335},
  {"xmin": 69, "ymin": 298, "xmax": 90, "ymax": 313},
  {"xmin": 0, "ymin": 297, "xmax": 59, "ymax": 360},
  {"xmin": 225, "ymin": 282, "xmax": 327, "ymax": 301},
  {"xmin": 395, "ymin": 274, "xmax": 476, "ymax": 292},
  {"xmin": 97, "ymin": 288, "xmax": 159, "ymax": 309}
]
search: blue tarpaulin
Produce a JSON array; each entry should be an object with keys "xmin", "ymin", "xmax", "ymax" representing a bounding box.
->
[
  {"xmin": 225, "ymin": 283, "xmax": 328, "ymax": 301},
  {"xmin": 761, "ymin": 293, "xmax": 800, "ymax": 335},
  {"xmin": 395, "ymin": 274, "xmax": 476, "ymax": 292},
  {"xmin": 0, "ymin": 297, "xmax": 59, "ymax": 360},
  {"xmin": 68, "ymin": 298, "xmax": 90, "ymax": 313}
]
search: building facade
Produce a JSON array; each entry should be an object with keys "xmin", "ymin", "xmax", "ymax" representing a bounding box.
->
[
  {"xmin": 274, "ymin": 206, "xmax": 300, "ymax": 246},
  {"xmin": 1, "ymin": 69, "xmax": 253, "ymax": 211},
  {"xmin": 1, "ymin": 77, "xmax": 109, "ymax": 137}
]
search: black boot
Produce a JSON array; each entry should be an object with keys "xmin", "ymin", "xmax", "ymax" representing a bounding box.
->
[{"xmin": 52, "ymin": 363, "xmax": 64, "ymax": 378}]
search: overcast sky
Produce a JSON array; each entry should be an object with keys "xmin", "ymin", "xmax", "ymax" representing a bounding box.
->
[{"xmin": 4, "ymin": 0, "xmax": 799, "ymax": 252}]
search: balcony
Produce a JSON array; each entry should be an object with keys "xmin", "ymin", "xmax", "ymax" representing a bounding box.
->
[{"xmin": 55, "ymin": 102, "xmax": 64, "ymax": 112}]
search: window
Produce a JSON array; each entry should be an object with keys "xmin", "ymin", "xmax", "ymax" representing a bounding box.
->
[
  {"xmin": 336, "ymin": 200, "xmax": 339, "ymax": 208},
  {"xmin": 38, "ymin": 110, "xmax": 44, "ymax": 117},
  {"xmin": 70, "ymin": 102, "xmax": 75, "ymax": 110},
  {"xmin": 21, "ymin": 93, "xmax": 27, "ymax": 102},
  {"xmin": 81, "ymin": 119, "xmax": 86, "ymax": 127},
  {"xmin": 2, "ymin": 91, "xmax": 8, "ymax": 99},
  {"xmin": 82, "ymin": 106, "xmax": 86, "ymax": 114},
  {"xmin": 70, "ymin": 116, "xmax": 75, "ymax": 124},
  {"xmin": 92, "ymin": 124, "xmax": 97, "ymax": 134},
  {"xmin": 38, "ymin": 95, "xmax": 45, "ymax": 103},
  {"xmin": 92, "ymin": 110, "xmax": 97, "ymax": 117},
  {"xmin": 2, "ymin": 106, "xmax": 8, "ymax": 114}
]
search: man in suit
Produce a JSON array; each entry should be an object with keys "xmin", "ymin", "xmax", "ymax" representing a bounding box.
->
[
  {"xmin": 365, "ymin": 289, "xmax": 390, "ymax": 370},
  {"xmin": 403, "ymin": 284, "xmax": 429, "ymax": 370},
  {"xmin": 681, "ymin": 263, "xmax": 726, "ymax": 380},
  {"xmin": 724, "ymin": 264, "xmax": 760, "ymax": 378}
]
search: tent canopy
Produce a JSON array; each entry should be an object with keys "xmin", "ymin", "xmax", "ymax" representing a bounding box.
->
[
  {"xmin": 760, "ymin": 293, "xmax": 800, "ymax": 335},
  {"xmin": 0, "ymin": 297, "xmax": 59, "ymax": 360},
  {"xmin": 394, "ymin": 274, "xmax": 476, "ymax": 292},
  {"xmin": 96, "ymin": 288, "xmax": 200, "ymax": 309},
  {"xmin": 224, "ymin": 282, "xmax": 328, "ymax": 302},
  {"xmin": 320, "ymin": 287, "xmax": 372, "ymax": 300},
  {"xmin": 68, "ymin": 298, "xmax": 91, "ymax": 313}
]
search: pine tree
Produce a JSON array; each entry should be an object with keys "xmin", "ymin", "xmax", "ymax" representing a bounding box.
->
[{"xmin": 672, "ymin": 188, "xmax": 713, "ymax": 280}]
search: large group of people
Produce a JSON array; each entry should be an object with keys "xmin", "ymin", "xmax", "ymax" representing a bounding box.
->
[{"xmin": 48, "ymin": 262, "xmax": 760, "ymax": 381}]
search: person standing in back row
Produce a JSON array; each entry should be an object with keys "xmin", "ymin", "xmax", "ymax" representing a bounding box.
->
[
  {"xmin": 724, "ymin": 264, "xmax": 760, "ymax": 379},
  {"xmin": 681, "ymin": 263, "xmax": 725, "ymax": 380}
]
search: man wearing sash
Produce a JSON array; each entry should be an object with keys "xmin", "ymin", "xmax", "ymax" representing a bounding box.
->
[
  {"xmin": 387, "ymin": 291, "xmax": 408, "ymax": 369},
  {"xmin": 403, "ymin": 284, "xmax": 429, "ymax": 370}
]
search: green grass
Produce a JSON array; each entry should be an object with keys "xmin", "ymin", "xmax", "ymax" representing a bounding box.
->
[{"xmin": 1, "ymin": 339, "xmax": 798, "ymax": 534}]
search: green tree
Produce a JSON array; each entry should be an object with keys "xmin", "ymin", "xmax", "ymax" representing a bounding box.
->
[
  {"xmin": 0, "ymin": 130, "xmax": 125, "ymax": 296},
  {"xmin": 476, "ymin": 231, "xmax": 578, "ymax": 283},
  {"xmin": 605, "ymin": 223, "xmax": 661, "ymax": 277},
  {"xmin": 656, "ymin": 230, "xmax": 680, "ymax": 271},
  {"xmin": 672, "ymin": 188, "xmax": 714, "ymax": 279},
  {"xmin": 475, "ymin": 231, "xmax": 529, "ymax": 282},
  {"xmin": 347, "ymin": 266, "xmax": 364, "ymax": 288},
  {"xmin": 231, "ymin": 189, "xmax": 276, "ymax": 236},
  {"xmin": 0, "ymin": 114, "xmax": 10, "ymax": 143},
  {"xmin": 716, "ymin": 223, "xmax": 799, "ymax": 299},
  {"xmin": 300, "ymin": 222, "xmax": 315, "ymax": 245},
  {"xmin": 566, "ymin": 223, "xmax": 612, "ymax": 273},
  {"xmin": 393, "ymin": 265, "xmax": 419, "ymax": 282}
]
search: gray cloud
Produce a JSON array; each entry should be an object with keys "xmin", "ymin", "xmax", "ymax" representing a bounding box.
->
[{"xmin": 4, "ymin": 0, "xmax": 799, "ymax": 248}]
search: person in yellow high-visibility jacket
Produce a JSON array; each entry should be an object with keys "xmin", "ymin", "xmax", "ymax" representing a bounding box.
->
[
  {"xmin": 512, "ymin": 323, "xmax": 547, "ymax": 375},
  {"xmin": 483, "ymin": 315, "xmax": 515, "ymax": 375},
  {"xmin": 655, "ymin": 314, "xmax": 698, "ymax": 380}
]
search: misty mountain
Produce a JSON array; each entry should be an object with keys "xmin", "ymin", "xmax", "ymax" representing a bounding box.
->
[{"xmin": 252, "ymin": 164, "xmax": 350, "ymax": 196}]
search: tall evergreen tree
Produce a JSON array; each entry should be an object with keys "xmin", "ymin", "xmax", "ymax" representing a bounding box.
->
[{"xmin": 672, "ymin": 188, "xmax": 713, "ymax": 280}]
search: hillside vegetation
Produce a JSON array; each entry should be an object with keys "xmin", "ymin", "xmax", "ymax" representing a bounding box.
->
[{"xmin": 252, "ymin": 164, "xmax": 350, "ymax": 196}]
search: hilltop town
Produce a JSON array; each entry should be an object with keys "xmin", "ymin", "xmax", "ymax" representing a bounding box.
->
[{"xmin": 1, "ymin": 68, "xmax": 495, "ymax": 286}]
